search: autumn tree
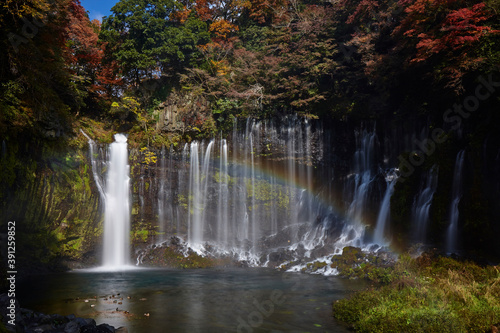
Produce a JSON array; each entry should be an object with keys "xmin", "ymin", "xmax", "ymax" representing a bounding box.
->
[
  {"xmin": 62, "ymin": 0, "xmax": 108, "ymax": 111},
  {"xmin": 242, "ymin": 0, "xmax": 291, "ymax": 26},
  {"xmin": 0, "ymin": 0, "xmax": 79, "ymax": 136},
  {"xmin": 394, "ymin": 0, "xmax": 500, "ymax": 92}
]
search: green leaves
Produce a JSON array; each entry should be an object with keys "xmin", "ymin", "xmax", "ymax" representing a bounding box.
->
[{"xmin": 100, "ymin": 0, "xmax": 210, "ymax": 84}]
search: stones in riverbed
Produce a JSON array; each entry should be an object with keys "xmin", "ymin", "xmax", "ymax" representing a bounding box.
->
[{"xmin": 0, "ymin": 293, "xmax": 123, "ymax": 333}]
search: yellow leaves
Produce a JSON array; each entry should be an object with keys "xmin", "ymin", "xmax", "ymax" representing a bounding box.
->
[
  {"xmin": 110, "ymin": 97, "xmax": 140, "ymax": 114},
  {"xmin": 210, "ymin": 59, "xmax": 230, "ymax": 76},
  {"xmin": 110, "ymin": 97, "xmax": 148, "ymax": 128},
  {"xmin": 209, "ymin": 19, "xmax": 239, "ymax": 40},
  {"xmin": 1, "ymin": 0, "xmax": 50, "ymax": 24},
  {"xmin": 123, "ymin": 96, "xmax": 140, "ymax": 108},
  {"xmin": 140, "ymin": 147, "xmax": 157, "ymax": 165},
  {"xmin": 198, "ymin": 42, "xmax": 232, "ymax": 78}
]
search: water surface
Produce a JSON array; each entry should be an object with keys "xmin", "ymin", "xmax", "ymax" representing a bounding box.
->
[{"xmin": 18, "ymin": 268, "xmax": 365, "ymax": 332}]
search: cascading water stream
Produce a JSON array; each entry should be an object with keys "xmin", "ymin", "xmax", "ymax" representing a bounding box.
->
[
  {"xmin": 132, "ymin": 118, "xmax": 470, "ymax": 272},
  {"xmin": 188, "ymin": 142, "xmax": 201, "ymax": 249},
  {"xmin": 446, "ymin": 150, "xmax": 465, "ymax": 254},
  {"xmin": 158, "ymin": 146, "xmax": 167, "ymax": 240},
  {"xmin": 373, "ymin": 169, "xmax": 398, "ymax": 245},
  {"xmin": 217, "ymin": 139, "xmax": 229, "ymax": 246},
  {"xmin": 412, "ymin": 165, "xmax": 439, "ymax": 243},
  {"xmin": 340, "ymin": 129, "xmax": 378, "ymax": 247},
  {"xmin": 102, "ymin": 134, "xmax": 131, "ymax": 269},
  {"xmin": 81, "ymin": 130, "xmax": 106, "ymax": 200}
]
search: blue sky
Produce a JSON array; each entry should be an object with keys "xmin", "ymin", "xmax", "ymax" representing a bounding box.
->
[{"xmin": 81, "ymin": 0, "xmax": 119, "ymax": 22}]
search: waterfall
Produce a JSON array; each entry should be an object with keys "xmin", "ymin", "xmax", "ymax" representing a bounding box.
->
[
  {"xmin": 187, "ymin": 141, "xmax": 214, "ymax": 250},
  {"xmin": 341, "ymin": 129, "xmax": 378, "ymax": 247},
  {"xmin": 217, "ymin": 139, "xmax": 229, "ymax": 246},
  {"xmin": 81, "ymin": 130, "xmax": 106, "ymax": 200},
  {"xmin": 158, "ymin": 146, "xmax": 167, "ymax": 240},
  {"xmin": 347, "ymin": 129, "xmax": 377, "ymax": 222},
  {"xmin": 446, "ymin": 150, "xmax": 465, "ymax": 254},
  {"xmin": 411, "ymin": 165, "xmax": 439, "ymax": 243},
  {"xmin": 373, "ymin": 169, "xmax": 398, "ymax": 245},
  {"xmin": 102, "ymin": 134, "xmax": 131, "ymax": 269},
  {"xmin": 188, "ymin": 142, "xmax": 202, "ymax": 248},
  {"xmin": 201, "ymin": 140, "xmax": 214, "ymax": 238},
  {"xmin": 250, "ymin": 122, "xmax": 258, "ymax": 253},
  {"xmin": 141, "ymin": 117, "xmax": 414, "ymax": 269}
]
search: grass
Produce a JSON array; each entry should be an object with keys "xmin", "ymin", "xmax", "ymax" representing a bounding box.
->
[{"xmin": 333, "ymin": 251, "xmax": 500, "ymax": 332}]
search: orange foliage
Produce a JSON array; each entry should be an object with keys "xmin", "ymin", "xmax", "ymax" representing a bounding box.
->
[
  {"xmin": 171, "ymin": 5, "xmax": 191, "ymax": 23},
  {"xmin": 0, "ymin": 0, "xmax": 50, "ymax": 26},
  {"xmin": 195, "ymin": 0, "xmax": 213, "ymax": 21},
  {"xmin": 171, "ymin": 0, "xmax": 213, "ymax": 23},
  {"xmin": 64, "ymin": 0, "xmax": 102, "ymax": 68},
  {"xmin": 243, "ymin": 0, "xmax": 289, "ymax": 25},
  {"xmin": 209, "ymin": 18, "xmax": 239, "ymax": 41}
]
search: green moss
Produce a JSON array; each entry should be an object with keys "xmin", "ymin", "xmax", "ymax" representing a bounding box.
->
[
  {"xmin": 213, "ymin": 171, "xmax": 235, "ymax": 186},
  {"xmin": 1, "ymin": 140, "xmax": 104, "ymax": 266},
  {"xmin": 141, "ymin": 246, "xmax": 231, "ymax": 268},
  {"xmin": 133, "ymin": 229, "xmax": 149, "ymax": 243},
  {"xmin": 312, "ymin": 261, "xmax": 327, "ymax": 271}
]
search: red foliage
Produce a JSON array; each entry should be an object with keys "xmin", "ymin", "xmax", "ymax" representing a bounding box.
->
[
  {"xmin": 403, "ymin": 2, "xmax": 497, "ymax": 62},
  {"xmin": 394, "ymin": 0, "xmax": 499, "ymax": 90},
  {"xmin": 64, "ymin": 0, "xmax": 101, "ymax": 67},
  {"xmin": 346, "ymin": 0, "xmax": 380, "ymax": 24},
  {"xmin": 62, "ymin": 0, "xmax": 123, "ymax": 99}
]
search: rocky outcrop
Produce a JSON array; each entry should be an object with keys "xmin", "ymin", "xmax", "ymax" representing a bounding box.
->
[
  {"xmin": 153, "ymin": 90, "xmax": 210, "ymax": 133},
  {"xmin": 0, "ymin": 294, "xmax": 127, "ymax": 333}
]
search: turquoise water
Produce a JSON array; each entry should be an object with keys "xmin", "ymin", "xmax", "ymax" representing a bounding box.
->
[{"xmin": 18, "ymin": 268, "xmax": 365, "ymax": 332}]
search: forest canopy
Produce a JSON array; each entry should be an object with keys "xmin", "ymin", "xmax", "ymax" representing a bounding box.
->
[{"xmin": 1, "ymin": 0, "xmax": 500, "ymax": 139}]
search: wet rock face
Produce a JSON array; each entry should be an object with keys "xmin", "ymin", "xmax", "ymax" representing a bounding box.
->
[
  {"xmin": 0, "ymin": 293, "xmax": 122, "ymax": 333},
  {"xmin": 1, "ymin": 142, "xmax": 103, "ymax": 270}
]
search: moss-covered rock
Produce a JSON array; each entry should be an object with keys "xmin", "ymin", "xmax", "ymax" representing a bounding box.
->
[
  {"xmin": 137, "ymin": 237, "xmax": 234, "ymax": 268},
  {"xmin": 330, "ymin": 247, "xmax": 396, "ymax": 282}
]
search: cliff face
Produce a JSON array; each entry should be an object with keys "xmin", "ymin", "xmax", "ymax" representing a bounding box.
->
[
  {"xmin": 1, "ymin": 113, "xmax": 500, "ymax": 272},
  {"xmin": 0, "ymin": 138, "xmax": 102, "ymax": 269},
  {"xmin": 153, "ymin": 91, "xmax": 211, "ymax": 133}
]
